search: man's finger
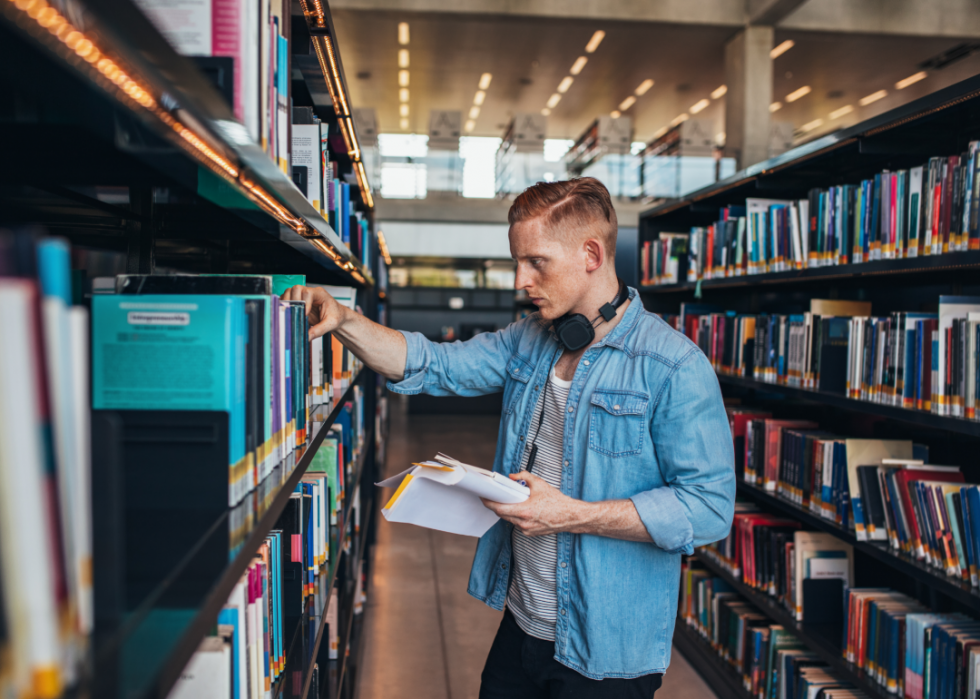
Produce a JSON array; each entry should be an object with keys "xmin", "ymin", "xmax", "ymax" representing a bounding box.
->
[{"xmin": 309, "ymin": 319, "xmax": 331, "ymax": 341}]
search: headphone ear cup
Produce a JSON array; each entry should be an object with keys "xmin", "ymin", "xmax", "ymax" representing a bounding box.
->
[{"xmin": 554, "ymin": 314, "xmax": 594, "ymax": 352}]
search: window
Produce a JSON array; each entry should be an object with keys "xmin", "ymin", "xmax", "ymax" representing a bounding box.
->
[
  {"xmin": 459, "ymin": 136, "xmax": 501, "ymax": 198},
  {"xmin": 380, "ymin": 162, "xmax": 427, "ymax": 199},
  {"xmin": 543, "ymin": 139, "xmax": 574, "ymax": 162}
]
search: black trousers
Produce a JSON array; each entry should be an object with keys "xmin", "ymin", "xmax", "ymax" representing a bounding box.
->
[{"xmin": 479, "ymin": 610, "xmax": 663, "ymax": 699}]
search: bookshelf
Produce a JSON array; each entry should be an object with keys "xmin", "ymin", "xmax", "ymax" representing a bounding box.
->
[
  {"xmin": 639, "ymin": 73, "xmax": 980, "ymax": 699},
  {"xmin": 0, "ymin": 0, "xmax": 387, "ymax": 696},
  {"xmin": 0, "ymin": 0, "xmax": 373, "ymax": 286}
]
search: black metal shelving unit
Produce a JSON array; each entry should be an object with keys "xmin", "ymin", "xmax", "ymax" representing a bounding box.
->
[
  {"xmin": 671, "ymin": 622, "xmax": 754, "ymax": 699},
  {"xmin": 715, "ymin": 373, "xmax": 980, "ymax": 437},
  {"xmin": 733, "ymin": 480, "xmax": 980, "ymax": 613},
  {"xmin": 641, "ymin": 249, "xmax": 980, "ymax": 293},
  {"xmin": 0, "ymin": 0, "xmax": 374, "ymax": 286},
  {"xmin": 694, "ymin": 552, "xmax": 893, "ymax": 699},
  {"xmin": 0, "ymin": 0, "xmax": 389, "ymax": 694},
  {"xmin": 640, "ymin": 73, "xmax": 980, "ymax": 697}
]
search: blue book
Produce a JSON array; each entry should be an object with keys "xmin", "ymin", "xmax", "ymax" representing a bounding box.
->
[
  {"xmin": 92, "ymin": 295, "xmax": 246, "ymax": 503},
  {"xmin": 341, "ymin": 183, "xmax": 351, "ymax": 244}
]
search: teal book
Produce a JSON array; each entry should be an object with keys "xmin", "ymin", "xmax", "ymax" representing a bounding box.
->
[
  {"xmin": 92, "ymin": 295, "xmax": 246, "ymax": 503},
  {"xmin": 271, "ymin": 274, "xmax": 306, "ymax": 297}
]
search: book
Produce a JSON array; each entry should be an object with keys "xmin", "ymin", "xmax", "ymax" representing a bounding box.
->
[
  {"xmin": 376, "ymin": 453, "xmax": 530, "ymax": 537},
  {"xmin": 845, "ymin": 439, "xmax": 914, "ymax": 541}
]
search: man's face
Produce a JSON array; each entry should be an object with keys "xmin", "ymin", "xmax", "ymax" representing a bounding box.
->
[{"xmin": 509, "ymin": 217, "xmax": 595, "ymax": 320}]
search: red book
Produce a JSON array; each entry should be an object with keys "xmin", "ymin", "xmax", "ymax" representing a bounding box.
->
[
  {"xmin": 763, "ymin": 419, "xmax": 817, "ymax": 491},
  {"xmin": 727, "ymin": 409, "xmax": 771, "ymax": 481},
  {"xmin": 894, "ymin": 467, "xmax": 964, "ymax": 560}
]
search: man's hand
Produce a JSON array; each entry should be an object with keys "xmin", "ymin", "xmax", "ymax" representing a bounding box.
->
[
  {"xmin": 482, "ymin": 472, "xmax": 654, "ymax": 542},
  {"xmin": 482, "ymin": 472, "xmax": 589, "ymax": 537},
  {"xmin": 282, "ymin": 285, "xmax": 348, "ymax": 341}
]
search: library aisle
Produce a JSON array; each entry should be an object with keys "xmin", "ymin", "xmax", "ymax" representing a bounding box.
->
[{"xmin": 355, "ymin": 396, "xmax": 718, "ymax": 699}]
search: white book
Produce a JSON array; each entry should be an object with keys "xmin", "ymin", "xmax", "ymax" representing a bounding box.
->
[
  {"xmin": 0, "ymin": 281, "xmax": 62, "ymax": 697},
  {"xmin": 291, "ymin": 123, "xmax": 321, "ymax": 211},
  {"xmin": 793, "ymin": 531, "xmax": 853, "ymax": 620},
  {"xmin": 168, "ymin": 635, "xmax": 232, "ymax": 699},
  {"xmin": 69, "ymin": 307, "xmax": 94, "ymax": 636},
  {"xmin": 938, "ymin": 297, "xmax": 980, "ymax": 416},
  {"xmin": 327, "ymin": 588, "xmax": 339, "ymax": 660},
  {"xmin": 377, "ymin": 453, "xmax": 530, "ymax": 537}
]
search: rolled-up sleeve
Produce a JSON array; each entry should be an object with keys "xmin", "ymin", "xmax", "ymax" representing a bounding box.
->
[
  {"xmin": 630, "ymin": 348, "xmax": 735, "ymax": 554},
  {"xmin": 386, "ymin": 323, "xmax": 520, "ymax": 397}
]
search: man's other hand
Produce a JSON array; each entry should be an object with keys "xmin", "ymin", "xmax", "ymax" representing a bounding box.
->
[
  {"xmin": 482, "ymin": 472, "xmax": 587, "ymax": 537},
  {"xmin": 282, "ymin": 285, "xmax": 347, "ymax": 341}
]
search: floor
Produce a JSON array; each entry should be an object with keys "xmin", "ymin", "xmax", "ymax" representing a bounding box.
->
[{"xmin": 354, "ymin": 395, "xmax": 718, "ymax": 699}]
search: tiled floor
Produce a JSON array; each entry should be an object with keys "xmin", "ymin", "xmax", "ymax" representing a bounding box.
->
[{"xmin": 354, "ymin": 396, "xmax": 718, "ymax": 699}]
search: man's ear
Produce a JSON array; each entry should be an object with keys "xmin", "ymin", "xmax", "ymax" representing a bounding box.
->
[{"xmin": 583, "ymin": 238, "xmax": 604, "ymax": 272}]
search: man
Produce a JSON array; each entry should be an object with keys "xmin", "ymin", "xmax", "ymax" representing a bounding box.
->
[{"xmin": 284, "ymin": 177, "xmax": 735, "ymax": 698}]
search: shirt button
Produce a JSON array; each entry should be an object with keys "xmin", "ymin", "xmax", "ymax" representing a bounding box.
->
[
  {"xmin": 534, "ymin": 385, "xmax": 539, "ymax": 391},
  {"xmin": 583, "ymin": 360, "xmax": 590, "ymax": 366},
  {"xmin": 613, "ymin": 404, "xmax": 621, "ymax": 410},
  {"xmin": 519, "ymin": 435, "xmax": 524, "ymax": 441},
  {"xmin": 560, "ymin": 562, "xmax": 567, "ymax": 568},
  {"xmin": 567, "ymin": 406, "xmax": 574, "ymax": 413},
  {"xmin": 501, "ymin": 563, "xmax": 507, "ymax": 570},
  {"xmin": 560, "ymin": 609, "xmax": 566, "ymax": 616},
  {"xmin": 563, "ymin": 460, "xmax": 568, "ymax": 466}
]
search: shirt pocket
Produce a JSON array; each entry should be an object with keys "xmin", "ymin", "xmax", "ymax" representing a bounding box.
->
[
  {"xmin": 504, "ymin": 354, "xmax": 534, "ymax": 415},
  {"xmin": 588, "ymin": 389, "xmax": 649, "ymax": 457}
]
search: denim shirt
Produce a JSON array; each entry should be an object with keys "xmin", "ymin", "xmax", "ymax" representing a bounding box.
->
[{"xmin": 386, "ymin": 287, "xmax": 735, "ymax": 680}]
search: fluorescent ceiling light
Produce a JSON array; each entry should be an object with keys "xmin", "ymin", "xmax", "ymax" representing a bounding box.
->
[
  {"xmin": 711, "ymin": 85, "xmax": 727, "ymax": 99},
  {"xmin": 398, "ymin": 70, "xmax": 410, "ymax": 87},
  {"xmin": 400, "ymin": 118, "xmax": 409, "ymax": 130},
  {"xmin": 619, "ymin": 95, "xmax": 636, "ymax": 111},
  {"xmin": 398, "ymin": 49, "xmax": 409, "ymax": 68},
  {"xmin": 670, "ymin": 113, "xmax": 689, "ymax": 126},
  {"xmin": 558, "ymin": 76, "xmax": 574, "ymax": 93},
  {"xmin": 769, "ymin": 102, "xmax": 782, "ymax": 112},
  {"xmin": 653, "ymin": 126, "xmax": 668, "ymax": 139},
  {"xmin": 541, "ymin": 108, "xmax": 551, "ymax": 116},
  {"xmin": 689, "ymin": 98, "xmax": 710, "ymax": 114},
  {"xmin": 547, "ymin": 93, "xmax": 562, "ymax": 109},
  {"xmin": 770, "ymin": 39, "xmax": 794, "ymax": 58},
  {"xmin": 469, "ymin": 106, "xmax": 480, "ymax": 119},
  {"xmin": 464, "ymin": 119, "xmax": 475, "ymax": 132},
  {"xmin": 785, "ymin": 85, "xmax": 811, "ymax": 102},
  {"xmin": 399, "ymin": 104, "xmax": 409, "ymax": 117},
  {"xmin": 570, "ymin": 56, "xmax": 588, "ymax": 75},
  {"xmin": 398, "ymin": 22, "xmax": 410, "ymax": 45},
  {"xmin": 635, "ymin": 79, "xmax": 654, "ymax": 96},
  {"xmin": 479, "ymin": 73, "xmax": 493, "ymax": 90},
  {"xmin": 859, "ymin": 89, "xmax": 887, "ymax": 106},
  {"xmin": 829, "ymin": 104, "xmax": 853, "ymax": 119},
  {"xmin": 896, "ymin": 71, "xmax": 927, "ymax": 89},
  {"xmin": 800, "ymin": 118, "xmax": 824, "ymax": 132},
  {"xmin": 474, "ymin": 90, "xmax": 486, "ymax": 105},
  {"xmin": 610, "ymin": 110, "xmax": 621, "ymax": 118},
  {"xmin": 399, "ymin": 88, "xmax": 409, "ymax": 102},
  {"xmin": 585, "ymin": 30, "xmax": 605, "ymax": 53}
]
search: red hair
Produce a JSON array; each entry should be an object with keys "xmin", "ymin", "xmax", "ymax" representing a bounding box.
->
[{"xmin": 508, "ymin": 177, "xmax": 618, "ymax": 258}]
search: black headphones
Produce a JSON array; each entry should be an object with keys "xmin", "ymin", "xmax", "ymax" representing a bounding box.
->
[{"xmin": 552, "ymin": 279, "xmax": 629, "ymax": 352}]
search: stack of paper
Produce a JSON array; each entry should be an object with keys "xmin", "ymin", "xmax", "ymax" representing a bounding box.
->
[{"xmin": 377, "ymin": 454, "xmax": 530, "ymax": 537}]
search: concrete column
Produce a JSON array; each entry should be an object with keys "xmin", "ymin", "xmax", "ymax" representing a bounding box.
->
[{"xmin": 724, "ymin": 25, "xmax": 774, "ymax": 170}]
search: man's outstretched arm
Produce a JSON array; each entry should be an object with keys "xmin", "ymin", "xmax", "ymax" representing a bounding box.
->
[{"xmin": 282, "ymin": 285, "xmax": 407, "ymax": 382}]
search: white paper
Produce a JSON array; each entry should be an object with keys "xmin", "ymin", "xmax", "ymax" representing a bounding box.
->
[{"xmin": 377, "ymin": 462, "xmax": 529, "ymax": 537}]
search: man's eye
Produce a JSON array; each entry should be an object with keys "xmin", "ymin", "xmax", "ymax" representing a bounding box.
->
[{"xmin": 531, "ymin": 259, "xmax": 543, "ymax": 268}]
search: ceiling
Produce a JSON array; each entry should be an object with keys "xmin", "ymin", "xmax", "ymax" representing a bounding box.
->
[{"xmin": 331, "ymin": 9, "xmax": 980, "ymax": 147}]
